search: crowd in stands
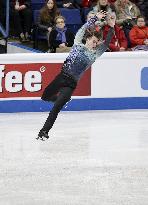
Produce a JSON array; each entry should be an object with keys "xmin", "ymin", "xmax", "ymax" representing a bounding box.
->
[{"xmin": 0, "ymin": 0, "xmax": 148, "ymax": 52}]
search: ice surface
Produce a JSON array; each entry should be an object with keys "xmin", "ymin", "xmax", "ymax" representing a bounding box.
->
[{"xmin": 0, "ymin": 110, "xmax": 148, "ymax": 205}]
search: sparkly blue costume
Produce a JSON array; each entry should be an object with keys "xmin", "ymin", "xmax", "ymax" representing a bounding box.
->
[{"xmin": 62, "ymin": 15, "xmax": 114, "ymax": 81}]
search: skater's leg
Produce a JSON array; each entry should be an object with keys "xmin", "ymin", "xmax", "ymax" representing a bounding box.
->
[
  {"xmin": 41, "ymin": 86, "xmax": 74, "ymax": 133},
  {"xmin": 41, "ymin": 74, "xmax": 62, "ymax": 102}
]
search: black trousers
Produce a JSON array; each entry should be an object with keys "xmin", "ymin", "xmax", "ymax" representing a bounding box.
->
[
  {"xmin": 10, "ymin": 8, "xmax": 32, "ymax": 36},
  {"xmin": 41, "ymin": 72, "xmax": 77, "ymax": 132}
]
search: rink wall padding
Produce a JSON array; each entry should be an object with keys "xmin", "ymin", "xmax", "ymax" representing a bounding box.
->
[
  {"xmin": 0, "ymin": 52, "xmax": 148, "ymax": 112},
  {"xmin": 1, "ymin": 97, "xmax": 148, "ymax": 113}
]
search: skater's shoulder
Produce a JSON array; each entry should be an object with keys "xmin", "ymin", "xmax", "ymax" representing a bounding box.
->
[{"xmin": 70, "ymin": 43, "xmax": 87, "ymax": 53}]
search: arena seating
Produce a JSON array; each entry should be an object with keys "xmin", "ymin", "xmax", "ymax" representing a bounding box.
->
[
  {"xmin": 32, "ymin": 9, "xmax": 47, "ymax": 49},
  {"xmin": 33, "ymin": 8, "xmax": 83, "ymax": 49},
  {"xmin": 31, "ymin": 0, "xmax": 45, "ymax": 10},
  {"xmin": 59, "ymin": 8, "xmax": 82, "ymax": 33}
]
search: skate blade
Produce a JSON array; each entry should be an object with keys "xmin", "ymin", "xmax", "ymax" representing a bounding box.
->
[
  {"xmin": 36, "ymin": 137, "xmax": 46, "ymax": 141},
  {"xmin": 36, "ymin": 136, "xmax": 48, "ymax": 141}
]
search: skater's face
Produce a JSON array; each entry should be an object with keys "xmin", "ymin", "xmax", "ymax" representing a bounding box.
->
[
  {"xmin": 47, "ymin": 0, "xmax": 54, "ymax": 9},
  {"xmin": 85, "ymin": 36, "xmax": 102, "ymax": 50}
]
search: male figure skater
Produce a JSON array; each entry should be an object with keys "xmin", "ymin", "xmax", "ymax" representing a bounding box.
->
[{"xmin": 37, "ymin": 11, "xmax": 115, "ymax": 140}]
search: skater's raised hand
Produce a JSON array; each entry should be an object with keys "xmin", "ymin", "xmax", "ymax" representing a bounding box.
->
[{"xmin": 96, "ymin": 10, "xmax": 107, "ymax": 20}]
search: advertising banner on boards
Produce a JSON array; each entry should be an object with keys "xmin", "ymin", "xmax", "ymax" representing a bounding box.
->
[{"xmin": 0, "ymin": 63, "xmax": 91, "ymax": 99}]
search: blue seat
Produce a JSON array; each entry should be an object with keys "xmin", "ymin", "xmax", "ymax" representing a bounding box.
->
[
  {"xmin": 59, "ymin": 8, "xmax": 82, "ymax": 33},
  {"xmin": 31, "ymin": 0, "xmax": 45, "ymax": 10},
  {"xmin": 81, "ymin": 7, "xmax": 91, "ymax": 23},
  {"xmin": 33, "ymin": 9, "xmax": 40, "ymax": 23}
]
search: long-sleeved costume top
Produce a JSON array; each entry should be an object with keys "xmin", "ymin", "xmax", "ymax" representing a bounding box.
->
[{"xmin": 62, "ymin": 16, "xmax": 114, "ymax": 81}]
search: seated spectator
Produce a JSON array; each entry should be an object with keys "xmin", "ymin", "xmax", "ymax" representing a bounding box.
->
[
  {"xmin": 103, "ymin": 12, "xmax": 128, "ymax": 51},
  {"xmin": 56, "ymin": 0, "xmax": 81, "ymax": 9},
  {"xmin": 93, "ymin": 0, "xmax": 116, "ymax": 13},
  {"xmin": 49, "ymin": 16, "xmax": 75, "ymax": 52},
  {"xmin": 10, "ymin": 0, "xmax": 32, "ymax": 42},
  {"xmin": 115, "ymin": 0, "xmax": 141, "ymax": 26},
  {"xmin": 114, "ymin": 0, "xmax": 141, "ymax": 47},
  {"xmin": 37, "ymin": 0, "xmax": 60, "ymax": 42},
  {"xmin": 129, "ymin": 16, "xmax": 148, "ymax": 50},
  {"xmin": 92, "ymin": 0, "xmax": 116, "ymax": 26}
]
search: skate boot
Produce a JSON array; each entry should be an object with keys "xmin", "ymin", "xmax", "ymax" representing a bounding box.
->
[{"xmin": 36, "ymin": 129, "xmax": 49, "ymax": 141}]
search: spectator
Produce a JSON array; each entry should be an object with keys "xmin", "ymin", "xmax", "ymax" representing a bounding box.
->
[
  {"xmin": 93, "ymin": 0, "xmax": 116, "ymax": 13},
  {"xmin": 129, "ymin": 16, "xmax": 148, "ymax": 50},
  {"xmin": 10, "ymin": 0, "xmax": 32, "ymax": 42},
  {"xmin": 56, "ymin": 0, "xmax": 81, "ymax": 9},
  {"xmin": 103, "ymin": 12, "xmax": 128, "ymax": 51},
  {"xmin": 115, "ymin": 0, "xmax": 141, "ymax": 47},
  {"xmin": 92, "ymin": 0, "xmax": 116, "ymax": 26},
  {"xmin": 37, "ymin": 0, "xmax": 60, "ymax": 41},
  {"xmin": 49, "ymin": 16, "xmax": 75, "ymax": 52},
  {"xmin": 115, "ymin": 0, "xmax": 141, "ymax": 26}
]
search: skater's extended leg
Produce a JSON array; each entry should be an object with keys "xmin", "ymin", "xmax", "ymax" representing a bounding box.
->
[
  {"xmin": 41, "ymin": 74, "xmax": 62, "ymax": 102},
  {"xmin": 37, "ymin": 87, "xmax": 74, "ymax": 140},
  {"xmin": 43, "ymin": 86, "xmax": 74, "ymax": 132}
]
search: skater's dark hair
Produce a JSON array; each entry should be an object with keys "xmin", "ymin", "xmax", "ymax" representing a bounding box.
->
[{"xmin": 83, "ymin": 28, "xmax": 103, "ymax": 44}]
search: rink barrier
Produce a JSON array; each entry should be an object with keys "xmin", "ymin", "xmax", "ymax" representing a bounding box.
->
[
  {"xmin": 0, "ymin": 52, "xmax": 148, "ymax": 112},
  {"xmin": 8, "ymin": 42, "xmax": 44, "ymax": 53},
  {"xmin": 1, "ymin": 97, "xmax": 148, "ymax": 113}
]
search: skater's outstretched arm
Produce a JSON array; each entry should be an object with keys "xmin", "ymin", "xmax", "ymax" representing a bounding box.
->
[
  {"xmin": 74, "ymin": 11, "xmax": 107, "ymax": 45},
  {"xmin": 96, "ymin": 13, "xmax": 115, "ymax": 56}
]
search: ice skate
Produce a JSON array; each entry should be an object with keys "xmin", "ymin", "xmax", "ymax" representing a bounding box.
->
[{"xmin": 36, "ymin": 130, "xmax": 49, "ymax": 141}]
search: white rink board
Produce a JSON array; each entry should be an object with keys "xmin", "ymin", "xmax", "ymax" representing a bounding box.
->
[
  {"xmin": 92, "ymin": 52, "xmax": 148, "ymax": 97},
  {"xmin": 0, "ymin": 52, "xmax": 148, "ymax": 112},
  {"xmin": 0, "ymin": 52, "xmax": 148, "ymax": 98}
]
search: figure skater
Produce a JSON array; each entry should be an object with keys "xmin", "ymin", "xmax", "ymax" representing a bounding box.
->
[{"xmin": 37, "ymin": 11, "xmax": 115, "ymax": 140}]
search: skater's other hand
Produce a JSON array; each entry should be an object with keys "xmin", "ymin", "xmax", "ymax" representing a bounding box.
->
[{"xmin": 96, "ymin": 10, "xmax": 107, "ymax": 20}]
